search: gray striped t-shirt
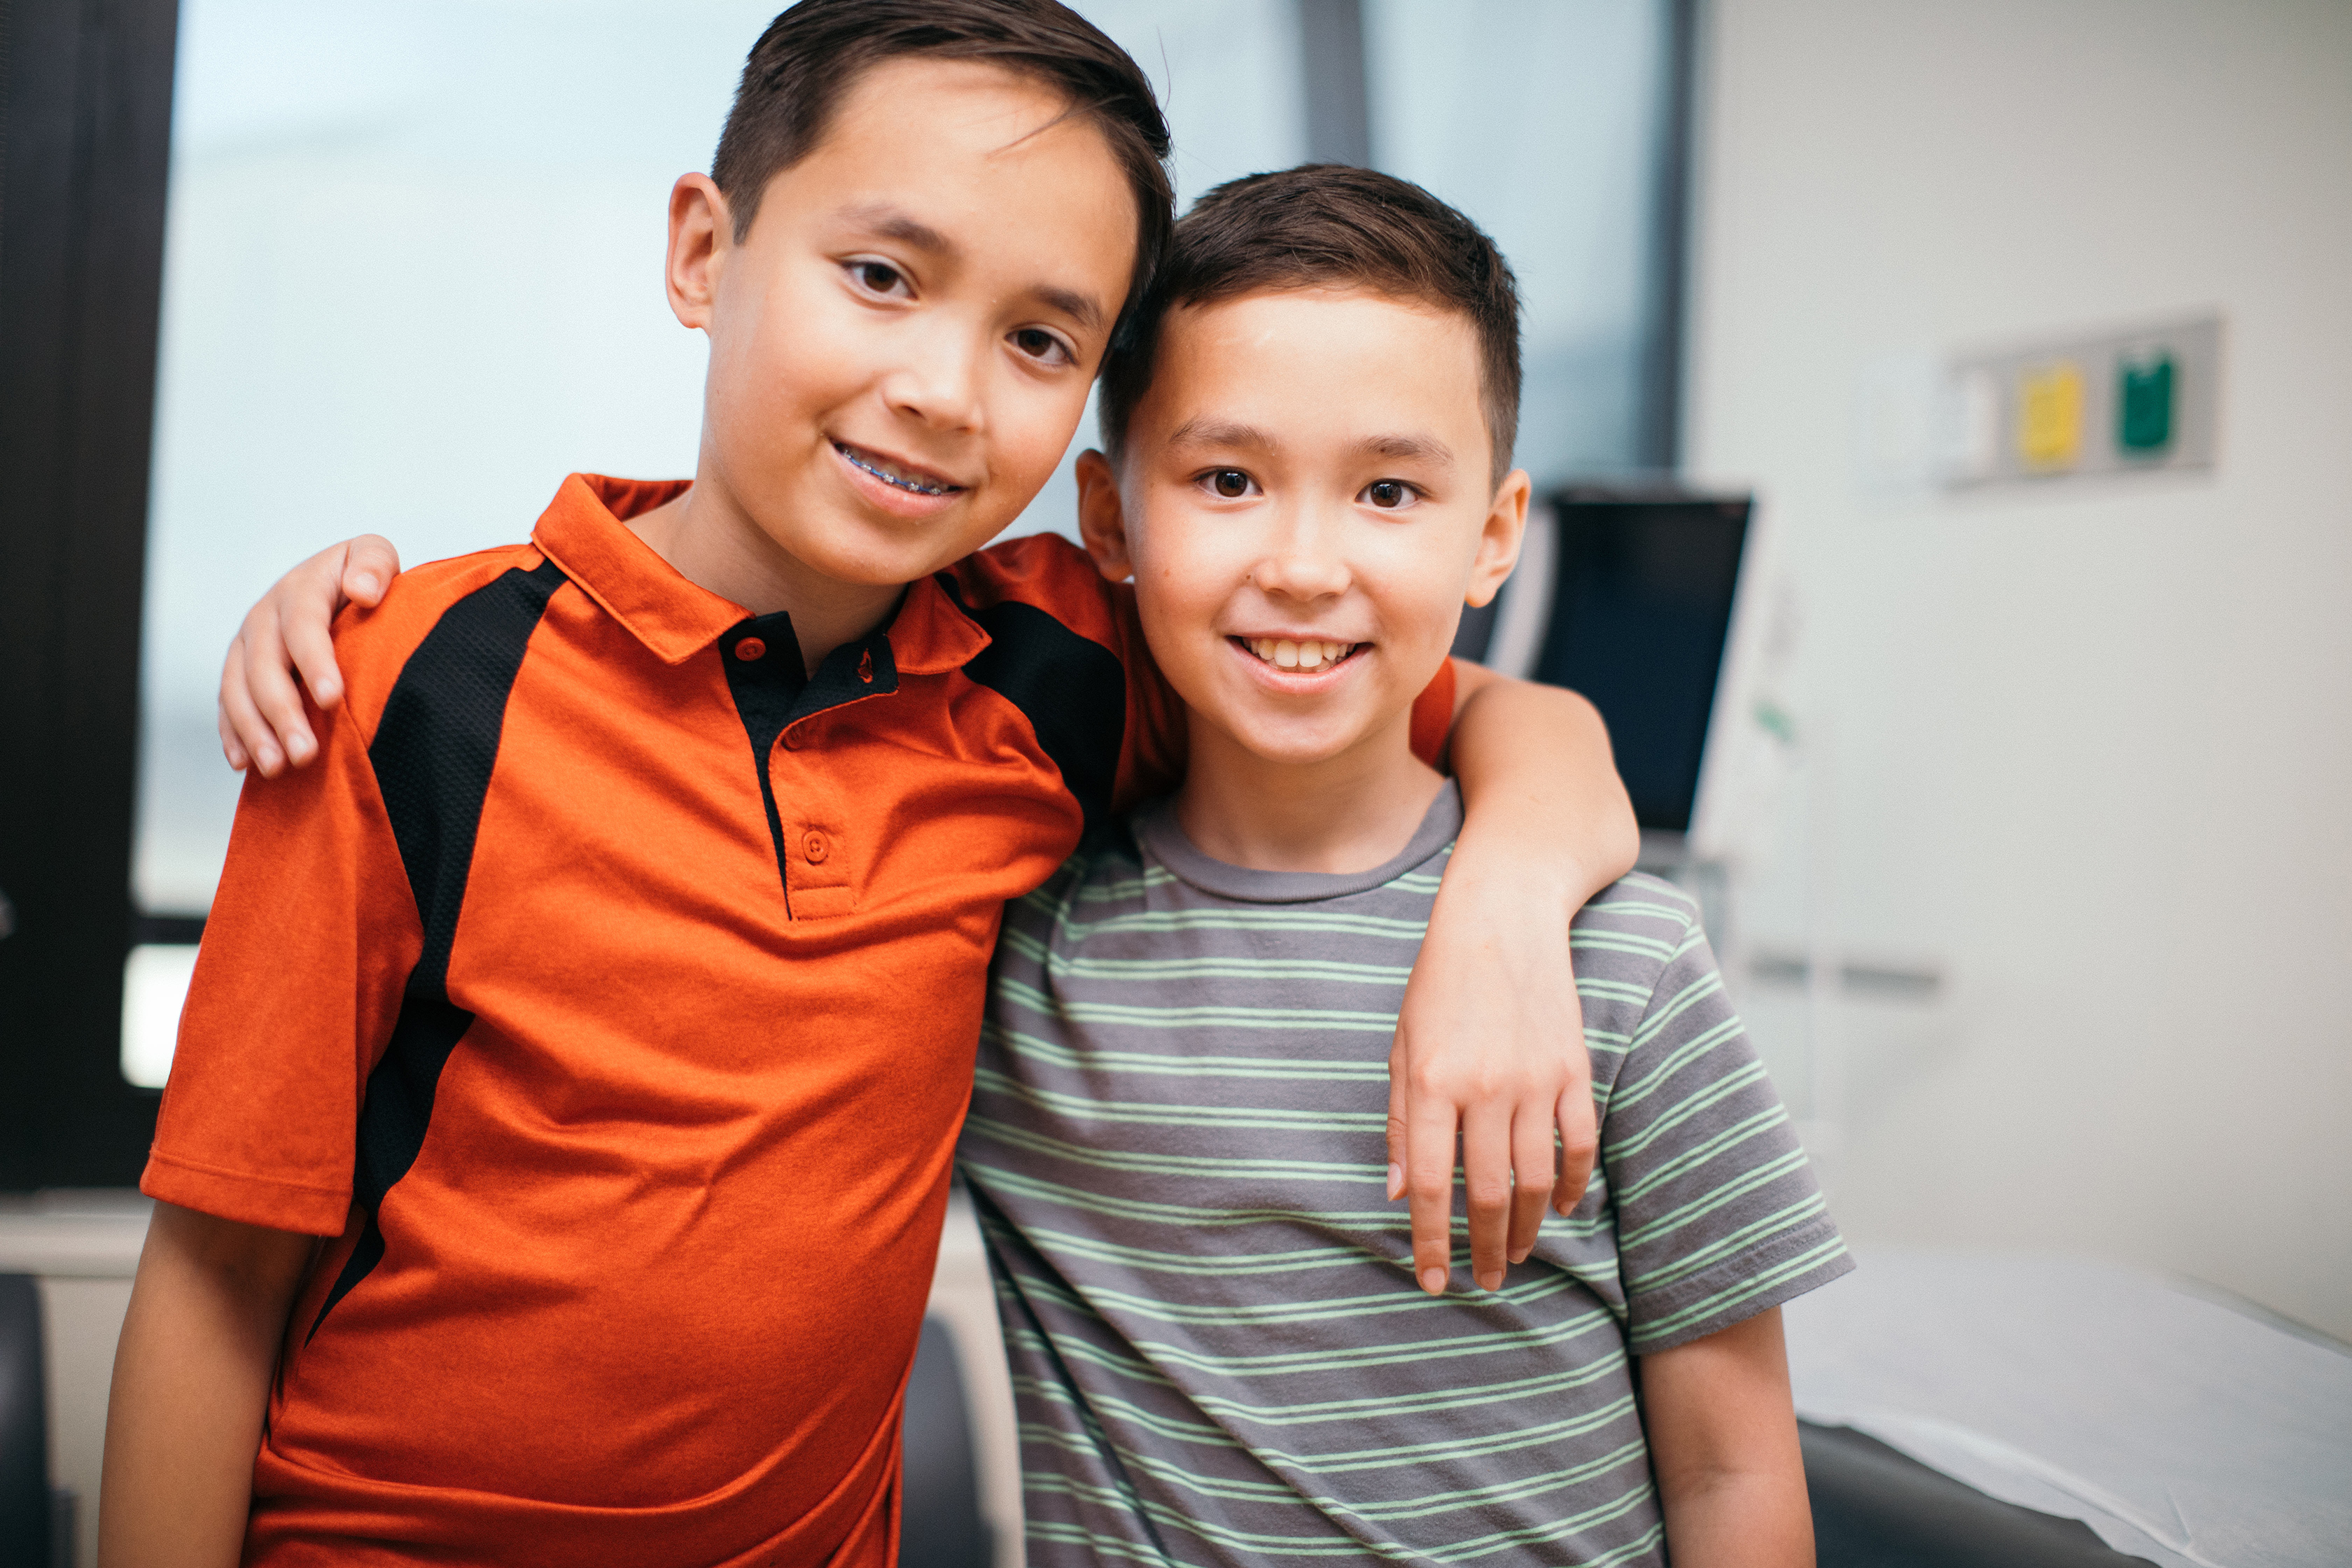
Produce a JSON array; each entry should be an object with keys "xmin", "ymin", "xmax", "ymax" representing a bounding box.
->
[{"xmin": 960, "ymin": 782, "xmax": 1851, "ymax": 1567}]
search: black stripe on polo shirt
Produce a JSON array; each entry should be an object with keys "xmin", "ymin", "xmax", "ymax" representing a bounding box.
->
[
  {"xmin": 309, "ymin": 558, "xmax": 566, "ymax": 1341},
  {"xmin": 936, "ymin": 574, "xmax": 1125, "ymax": 842},
  {"xmin": 720, "ymin": 611, "xmax": 806, "ymax": 900},
  {"xmin": 720, "ymin": 610, "xmax": 898, "ymax": 899}
]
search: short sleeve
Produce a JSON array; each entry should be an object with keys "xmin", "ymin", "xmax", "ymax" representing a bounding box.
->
[
  {"xmin": 142, "ymin": 629, "xmax": 429, "ymax": 1236},
  {"xmin": 1601, "ymin": 906, "xmax": 1853, "ymax": 1354}
]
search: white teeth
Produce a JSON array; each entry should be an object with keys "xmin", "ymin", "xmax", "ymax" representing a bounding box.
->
[{"xmin": 1243, "ymin": 637, "xmax": 1354, "ymax": 673}]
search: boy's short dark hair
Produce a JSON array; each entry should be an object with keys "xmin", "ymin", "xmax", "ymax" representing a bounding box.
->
[
  {"xmin": 714, "ymin": 0, "xmax": 1175, "ymax": 338},
  {"xmin": 1100, "ymin": 165, "xmax": 1524, "ymax": 486}
]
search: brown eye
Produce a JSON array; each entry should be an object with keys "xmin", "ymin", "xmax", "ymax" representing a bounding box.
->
[
  {"xmin": 1011, "ymin": 327, "xmax": 1070, "ymax": 365},
  {"xmin": 1366, "ymin": 479, "xmax": 1408, "ymax": 508},
  {"xmin": 852, "ymin": 260, "xmax": 906, "ymax": 295},
  {"xmin": 1212, "ymin": 470, "xmax": 1250, "ymax": 498}
]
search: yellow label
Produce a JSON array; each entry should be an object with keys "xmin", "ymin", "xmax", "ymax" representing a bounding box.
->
[{"xmin": 2017, "ymin": 360, "xmax": 2085, "ymax": 470}]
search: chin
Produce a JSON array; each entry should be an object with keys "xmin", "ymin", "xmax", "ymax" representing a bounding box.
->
[
  {"xmin": 809, "ymin": 510, "xmax": 1008, "ymax": 584},
  {"xmin": 1224, "ymin": 715, "xmax": 1365, "ymax": 768}
]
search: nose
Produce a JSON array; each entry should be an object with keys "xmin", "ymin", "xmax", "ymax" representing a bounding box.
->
[
  {"xmin": 1250, "ymin": 501, "xmax": 1352, "ymax": 603},
  {"xmin": 878, "ymin": 318, "xmax": 986, "ymax": 435}
]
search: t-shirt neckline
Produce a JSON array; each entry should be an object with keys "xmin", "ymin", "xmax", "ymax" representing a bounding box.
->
[{"xmin": 1133, "ymin": 780, "xmax": 1462, "ymax": 904}]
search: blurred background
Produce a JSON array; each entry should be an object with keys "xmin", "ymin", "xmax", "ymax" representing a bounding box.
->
[
  {"xmin": 2, "ymin": 2, "xmax": 2348, "ymax": 1564},
  {"xmin": 122, "ymin": 0, "xmax": 1684, "ymax": 919}
]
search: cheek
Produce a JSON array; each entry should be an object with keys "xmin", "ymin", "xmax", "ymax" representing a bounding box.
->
[
  {"xmin": 987, "ymin": 372, "xmax": 1093, "ymax": 489},
  {"xmin": 718, "ymin": 268, "xmax": 860, "ymax": 422},
  {"xmin": 1361, "ymin": 530, "xmax": 1483, "ymax": 631},
  {"xmin": 1130, "ymin": 513, "xmax": 1244, "ymax": 613},
  {"xmin": 1128, "ymin": 545, "xmax": 1222, "ymax": 649}
]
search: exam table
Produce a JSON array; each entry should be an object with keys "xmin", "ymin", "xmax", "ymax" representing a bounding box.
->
[{"xmin": 1786, "ymin": 1251, "xmax": 2352, "ymax": 1567}]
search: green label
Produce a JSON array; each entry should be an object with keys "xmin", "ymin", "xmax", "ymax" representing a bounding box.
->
[{"xmin": 2118, "ymin": 353, "xmax": 2175, "ymax": 453}]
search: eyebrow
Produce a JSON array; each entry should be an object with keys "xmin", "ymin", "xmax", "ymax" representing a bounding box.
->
[
  {"xmin": 839, "ymin": 202, "xmax": 955, "ymax": 256},
  {"xmin": 836, "ymin": 202, "xmax": 1106, "ymax": 335},
  {"xmin": 1358, "ymin": 432, "xmax": 1455, "ymax": 465},
  {"xmin": 1036, "ymin": 285, "xmax": 1106, "ymax": 335},
  {"xmin": 1164, "ymin": 419, "xmax": 1454, "ymax": 468},
  {"xmin": 1164, "ymin": 417, "xmax": 1276, "ymax": 454}
]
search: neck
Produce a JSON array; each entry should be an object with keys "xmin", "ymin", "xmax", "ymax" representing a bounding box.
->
[
  {"xmin": 626, "ymin": 456, "xmax": 903, "ymax": 675},
  {"xmin": 1174, "ymin": 712, "xmax": 1445, "ymax": 875}
]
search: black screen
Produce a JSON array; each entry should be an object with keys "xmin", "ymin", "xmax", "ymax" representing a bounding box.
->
[{"xmin": 1530, "ymin": 493, "xmax": 1750, "ymax": 833}]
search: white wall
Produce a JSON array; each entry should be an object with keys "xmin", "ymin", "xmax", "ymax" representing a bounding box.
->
[{"xmin": 1686, "ymin": 0, "xmax": 2352, "ymax": 1337}]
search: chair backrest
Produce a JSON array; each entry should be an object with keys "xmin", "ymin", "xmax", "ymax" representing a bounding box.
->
[
  {"xmin": 899, "ymin": 1315, "xmax": 990, "ymax": 1568},
  {"xmin": 0, "ymin": 1273, "xmax": 51, "ymax": 1565}
]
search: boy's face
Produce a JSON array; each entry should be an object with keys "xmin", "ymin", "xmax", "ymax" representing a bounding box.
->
[
  {"xmin": 673, "ymin": 58, "xmax": 1138, "ymax": 586},
  {"xmin": 1084, "ymin": 288, "xmax": 1527, "ymax": 770}
]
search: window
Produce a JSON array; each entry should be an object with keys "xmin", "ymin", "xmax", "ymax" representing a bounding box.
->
[
  {"xmin": 1368, "ymin": 0, "xmax": 1693, "ymax": 480},
  {"xmin": 1, "ymin": 0, "xmax": 1691, "ymax": 1183}
]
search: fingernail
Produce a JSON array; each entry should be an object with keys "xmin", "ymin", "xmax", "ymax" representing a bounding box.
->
[
  {"xmin": 1478, "ymin": 1270, "xmax": 1502, "ymax": 1292},
  {"xmin": 1419, "ymin": 1268, "xmax": 1446, "ymax": 1296},
  {"xmin": 1508, "ymin": 1247, "xmax": 1532, "ymax": 1266},
  {"xmin": 1385, "ymin": 1163, "xmax": 1404, "ymax": 1201},
  {"xmin": 352, "ymin": 573, "xmax": 379, "ymax": 597},
  {"xmin": 258, "ymin": 746, "xmax": 281, "ymax": 774}
]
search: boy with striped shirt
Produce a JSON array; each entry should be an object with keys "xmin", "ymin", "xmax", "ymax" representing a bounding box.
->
[{"xmin": 962, "ymin": 166, "xmax": 1853, "ymax": 1567}]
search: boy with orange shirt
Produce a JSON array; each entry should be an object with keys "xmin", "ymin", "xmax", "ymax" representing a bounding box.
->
[{"xmin": 104, "ymin": 4, "xmax": 1636, "ymax": 1567}]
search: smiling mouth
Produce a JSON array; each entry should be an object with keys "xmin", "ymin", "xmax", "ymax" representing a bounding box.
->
[
  {"xmin": 833, "ymin": 440, "xmax": 965, "ymax": 497},
  {"xmin": 1236, "ymin": 636, "xmax": 1359, "ymax": 675}
]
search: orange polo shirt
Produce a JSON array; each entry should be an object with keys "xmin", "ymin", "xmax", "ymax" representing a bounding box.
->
[{"xmin": 145, "ymin": 473, "xmax": 1453, "ymax": 1567}]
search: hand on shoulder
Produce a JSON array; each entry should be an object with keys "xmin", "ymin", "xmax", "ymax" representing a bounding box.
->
[{"xmin": 220, "ymin": 535, "xmax": 402, "ymax": 775}]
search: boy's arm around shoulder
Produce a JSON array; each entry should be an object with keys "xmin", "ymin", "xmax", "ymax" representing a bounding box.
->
[
  {"xmin": 1390, "ymin": 661, "xmax": 1639, "ymax": 1295},
  {"xmin": 1639, "ymin": 1307, "xmax": 1814, "ymax": 1567}
]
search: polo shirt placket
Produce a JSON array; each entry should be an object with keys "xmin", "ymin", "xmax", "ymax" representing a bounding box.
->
[{"xmin": 717, "ymin": 608, "xmax": 898, "ymax": 920}]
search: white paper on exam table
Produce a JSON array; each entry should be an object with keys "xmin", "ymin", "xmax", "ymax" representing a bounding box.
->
[{"xmin": 1784, "ymin": 1251, "xmax": 2352, "ymax": 1568}]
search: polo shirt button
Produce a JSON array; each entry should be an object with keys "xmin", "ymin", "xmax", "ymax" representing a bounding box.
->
[
  {"xmin": 802, "ymin": 830, "xmax": 830, "ymax": 864},
  {"xmin": 734, "ymin": 636, "xmax": 766, "ymax": 662}
]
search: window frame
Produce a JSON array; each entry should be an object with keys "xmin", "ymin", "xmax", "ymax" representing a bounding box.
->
[{"xmin": 0, "ymin": 0, "xmax": 183, "ymax": 1189}]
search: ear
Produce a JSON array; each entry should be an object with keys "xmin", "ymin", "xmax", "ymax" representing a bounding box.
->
[
  {"xmin": 1464, "ymin": 468, "xmax": 1532, "ymax": 609},
  {"xmin": 1074, "ymin": 449, "xmax": 1135, "ymax": 583},
  {"xmin": 666, "ymin": 173, "xmax": 732, "ymax": 330}
]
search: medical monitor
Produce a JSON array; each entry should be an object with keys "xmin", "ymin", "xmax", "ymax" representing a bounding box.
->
[{"xmin": 1454, "ymin": 487, "xmax": 1751, "ymax": 834}]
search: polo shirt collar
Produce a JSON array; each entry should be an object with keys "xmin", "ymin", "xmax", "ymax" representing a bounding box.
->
[
  {"xmin": 889, "ymin": 574, "xmax": 990, "ymax": 674},
  {"xmin": 529, "ymin": 472, "xmax": 990, "ymax": 673}
]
